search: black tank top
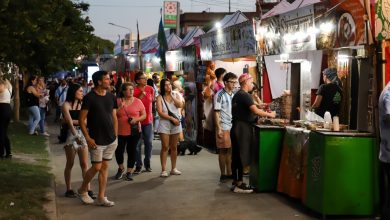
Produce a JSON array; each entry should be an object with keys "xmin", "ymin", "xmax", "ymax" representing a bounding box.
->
[
  {"xmin": 69, "ymin": 101, "xmax": 81, "ymax": 120},
  {"xmin": 25, "ymin": 90, "xmax": 39, "ymax": 107}
]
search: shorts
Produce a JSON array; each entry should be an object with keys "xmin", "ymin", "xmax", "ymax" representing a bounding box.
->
[
  {"xmin": 157, "ymin": 119, "xmax": 182, "ymax": 135},
  {"xmin": 65, "ymin": 128, "xmax": 87, "ymax": 151},
  {"xmin": 216, "ymin": 130, "xmax": 231, "ymax": 148},
  {"xmin": 90, "ymin": 139, "xmax": 118, "ymax": 163}
]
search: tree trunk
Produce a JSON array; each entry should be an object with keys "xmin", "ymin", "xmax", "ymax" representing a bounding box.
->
[{"xmin": 12, "ymin": 65, "xmax": 20, "ymax": 122}]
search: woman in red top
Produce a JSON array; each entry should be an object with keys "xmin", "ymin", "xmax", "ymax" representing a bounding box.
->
[{"xmin": 114, "ymin": 82, "xmax": 146, "ymax": 181}]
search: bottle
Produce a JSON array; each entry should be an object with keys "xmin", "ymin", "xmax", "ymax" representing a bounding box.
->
[
  {"xmin": 333, "ymin": 116, "xmax": 339, "ymax": 131},
  {"xmin": 323, "ymin": 111, "xmax": 332, "ymax": 129}
]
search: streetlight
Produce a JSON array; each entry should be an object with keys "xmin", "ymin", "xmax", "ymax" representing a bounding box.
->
[{"xmin": 108, "ymin": 22, "xmax": 132, "ymax": 52}]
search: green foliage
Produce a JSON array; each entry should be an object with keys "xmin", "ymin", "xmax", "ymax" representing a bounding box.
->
[
  {"xmin": 0, "ymin": 0, "xmax": 95, "ymax": 75},
  {"xmin": 88, "ymin": 35, "xmax": 115, "ymax": 55}
]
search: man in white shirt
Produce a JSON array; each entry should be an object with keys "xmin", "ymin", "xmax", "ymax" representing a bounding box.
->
[{"xmin": 379, "ymin": 81, "xmax": 390, "ymax": 219}]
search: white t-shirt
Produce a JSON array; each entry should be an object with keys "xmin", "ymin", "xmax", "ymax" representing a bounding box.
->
[{"xmin": 379, "ymin": 82, "xmax": 390, "ymax": 163}]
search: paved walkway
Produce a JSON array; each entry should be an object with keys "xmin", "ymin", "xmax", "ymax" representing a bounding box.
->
[{"xmin": 46, "ymin": 117, "xmax": 317, "ymax": 220}]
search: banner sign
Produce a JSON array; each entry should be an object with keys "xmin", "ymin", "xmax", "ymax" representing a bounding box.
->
[
  {"xmin": 279, "ymin": 5, "xmax": 316, "ymax": 53},
  {"xmin": 164, "ymin": 1, "xmax": 179, "ymax": 29},
  {"xmin": 257, "ymin": 0, "xmax": 367, "ymax": 55},
  {"xmin": 200, "ymin": 20, "xmax": 256, "ymax": 61}
]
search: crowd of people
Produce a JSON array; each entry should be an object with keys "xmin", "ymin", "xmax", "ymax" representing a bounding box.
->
[{"xmin": 2, "ymin": 66, "xmax": 388, "ymax": 214}]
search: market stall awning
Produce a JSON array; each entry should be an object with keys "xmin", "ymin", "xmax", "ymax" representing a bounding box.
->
[
  {"xmin": 166, "ymin": 33, "xmax": 182, "ymax": 50},
  {"xmin": 175, "ymin": 27, "xmax": 205, "ymax": 49},
  {"xmin": 262, "ymin": 0, "xmax": 322, "ymax": 19},
  {"xmin": 207, "ymin": 10, "xmax": 249, "ymax": 33}
]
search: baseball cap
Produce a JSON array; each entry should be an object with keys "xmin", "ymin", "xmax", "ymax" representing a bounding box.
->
[{"xmin": 239, "ymin": 73, "xmax": 252, "ymax": 84}]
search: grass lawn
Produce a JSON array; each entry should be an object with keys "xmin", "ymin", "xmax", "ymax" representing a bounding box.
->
[{"xmin": 0, "ymin": 122, "xmax": 52, "ymax": 220}]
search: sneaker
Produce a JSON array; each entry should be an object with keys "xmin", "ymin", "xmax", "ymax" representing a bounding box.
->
[
  {"xmin": 40, "ymin": 132, "xmax": 50, "ymax": 137},
  {"xmin": 88, "ymin": 190, "xmax": 97, "ymax": 199},
  {"xmin": 170, "ymin": 168, "xmax": 181, "ymax": 175},
  {"xmin": 233, "ymin": 183, "xmax": 253, "ymax": 194},
  {"xmin": 160, "ymin": 170, "xmax": 169, "ymax": 177},
  {"xmin": 125, "ymin": 172, "xmax": 133, "ymax": 181},
  {"xmin": 65, "ymin": 190, "xmax": 77, "ymax": 198},
  {"xmin": 95, "ymin": 197, "xmax": 115, "ymax": 207},
  {"xmin": 77, "ymin": 190, "xmax": 94, "ymax": 204},
  {"xmin": 114, "ymin": 168, "xmax": 124, "ymax": 180},
  {"xmin": 133, "ymin": 167, "xmax": 142, "ymax": 174},
  {"xmin": 144, "ymin": 167, "xmax": 152, "ymax": 172},
  {"xmin": 219, "ymin": 175, "xmax": 228, "ymax": 182},
  {"xmin": 5, "ymin": 154, "xmax": 12, "ymax": 159}
]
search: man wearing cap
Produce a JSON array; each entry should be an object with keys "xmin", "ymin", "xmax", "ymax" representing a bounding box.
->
[
  {"xmin": 230, "ymin": 73, "xmax": 276, "ymax": 193},
  {"xmin": 312, "ymin": 67, "xmax": 343, "ymax": 118}
]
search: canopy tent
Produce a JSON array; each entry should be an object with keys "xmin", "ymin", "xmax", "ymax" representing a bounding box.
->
[
  {"xmin": 175, "ymin": 27, "xmax": 205, "ymax": 49},
  {"xmin": 130, "ymin": 30, "xmax": 170, "ymax": 54},
  {"xmin": 166, "ymin": 33, "xmax": 182, "ymax": 50},
  {"xmin": 207, "ymin": 10, "xmax": 249, "ymax": 33},
  {"xmin": 262, "ymin": 0, "xmax": 321, "ymax": 19}
]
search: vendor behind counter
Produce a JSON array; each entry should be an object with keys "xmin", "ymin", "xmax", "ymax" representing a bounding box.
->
[{"xmin": 312, "ymin": 68, "xmax": 343, "ymax": 118}]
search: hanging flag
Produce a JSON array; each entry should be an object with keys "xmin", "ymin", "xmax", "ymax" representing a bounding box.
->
[
  {"xmin": 114, "ymin": 36, "xmax": 122, "ymax": 55},
  {"xmin": 137, "ymin": 20, "xmax": 143, "ymax": 70},
  {"xmin": 157, "ymin": 10, "xmax": 168, "ymax": 69}
]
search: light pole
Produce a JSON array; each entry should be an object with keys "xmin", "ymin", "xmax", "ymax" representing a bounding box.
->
[{"xmin": 108, "ymin": 22, "xmax": 132, "ymax": 52}]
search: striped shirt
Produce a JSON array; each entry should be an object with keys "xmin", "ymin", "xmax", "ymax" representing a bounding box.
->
[{"xmin": 214, "ymin": 88, "xmax": 234, "ymax": 130}]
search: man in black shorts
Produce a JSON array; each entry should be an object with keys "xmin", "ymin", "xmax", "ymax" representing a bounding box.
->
[
  {"xmin": 231, "ymin": 73, "xmax": 276, "ymax": 193},
  {"xmin": 78, "ymin": 71, "xmax": 118, "ymax": 206}
]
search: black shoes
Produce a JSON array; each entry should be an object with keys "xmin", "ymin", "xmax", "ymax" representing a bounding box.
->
[
  {"xmin": 133, "ymin": 167, "xmax": 142, "ymax": 174},
  {"xmin": 88, "ymin": 190, "xmax": 97, "ymax": 199},
  {"xmin": 65, "ymin": 190, "xmax": 77, "ymax": 198},
  {"xmin": 144, "ymin": 167, "xmax": 152, "ymax": 172},
  {"xmin": 115, "ymin": 168, "xmax": 124, "ymax": 180},
  {"xmin": 125, "ymin": 172, "xmax": 133, "ymax": 181}
]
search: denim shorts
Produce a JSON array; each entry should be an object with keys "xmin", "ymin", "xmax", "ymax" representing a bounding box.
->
[
  {"xmin": 157, "ymin": 119, "xmax": 182, "ymax": 135},
  {"xmin": 65, "ymin": 128, "xmax": 87, "ymax": 151},
  {"xmin": 89, "ymin": 139, "xmax": 118, "ymax": 163}
]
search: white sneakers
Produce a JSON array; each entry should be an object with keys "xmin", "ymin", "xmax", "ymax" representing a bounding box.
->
[
  {"xmin": 160, "ymin": 171, "xmax": 169, "ymax": 177},
  {"xmin": 170, "ymin": 168, "xmax": 182, "ymax": 175},
  {"xmin": 77, "ymin": 191, "xmax": 94, "ymax": 204},
  {"xmin": 160, "ymin": 168, "xmax": 182, "ymax": 177},
  {"xmin": 95, "ymin": 197, "xmax": 115, "ymax": 207}
]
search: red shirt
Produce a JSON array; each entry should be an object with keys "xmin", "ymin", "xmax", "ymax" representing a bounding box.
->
[
  {"xmin": 117, "ymin": 98, "xmax": 145, "ymax": 136},
  {"xmin": 134, "ymin": 85, "xmax": 154, "ymax": 125}
]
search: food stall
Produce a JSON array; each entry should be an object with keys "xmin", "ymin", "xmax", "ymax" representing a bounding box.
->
[
  {"xmin": 200, "ymin": 11, "xmax": 289, "ymax": 191},
  {"xmin": 254, "ymin": 0, "xmax": 380, "ymax": 216}
]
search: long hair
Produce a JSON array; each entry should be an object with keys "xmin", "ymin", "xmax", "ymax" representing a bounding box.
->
[
  {"xmin": 159, "ymin": 78, "xmax": 170, "ymax": 96},
  {"xmin": 25, "ymin": 75, "xmax": 37, "ymax": 89},
  {"xmin": 65, "ymin": 83, "xmax": 81, "ymax": 106},
  {"xmin": 118, "ymin": 82, "xmax": 135, "ymax": 98}
]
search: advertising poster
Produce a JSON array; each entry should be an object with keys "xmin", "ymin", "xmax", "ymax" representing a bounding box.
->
[{"xmin": 163, "ymin": 1, "xmax": 179, "ymax": 29}]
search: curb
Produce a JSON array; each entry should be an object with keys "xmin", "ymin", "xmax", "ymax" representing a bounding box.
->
[{"xmin": 43, "ymin": 135, "xmax": 58, "ymax": 220}]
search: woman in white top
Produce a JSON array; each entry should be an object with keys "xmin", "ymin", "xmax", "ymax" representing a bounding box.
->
[
  {"xmin": 156, "ymin": 78, "xmax": 184, "ymax": 177},
  {"xmin": 0, "ymin": 76, "xmax": 12, "ymax": 158}
]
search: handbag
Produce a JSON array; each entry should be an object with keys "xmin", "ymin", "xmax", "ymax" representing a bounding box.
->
[
  {"xmin": 122, "ymin": 99, "xmax": 140, "ymax": 136},
  {"xmin": 162, "ymin": 96, "xmax": 180, "ymax": 125}
]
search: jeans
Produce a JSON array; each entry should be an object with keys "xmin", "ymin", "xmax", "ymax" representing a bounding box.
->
[
  {"xmin": 135, "ymin": 123, "xmax": 154, "ymax": 169},
  {"xmin": 28, "ymin": 106, "xmax": 40, "ymax": 134},
  {"xmin": 39, "ymin": 107, "xmax": 46, "ymax": 133}
]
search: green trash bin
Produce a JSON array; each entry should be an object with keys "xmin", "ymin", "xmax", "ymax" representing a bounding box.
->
[
  {"xmin": 305, "ymin": 131, "xmax": 380, "ymax": 216},
  {"xmin": 250, "ymin": 125, "xmax": 284, "ymax": 192}
]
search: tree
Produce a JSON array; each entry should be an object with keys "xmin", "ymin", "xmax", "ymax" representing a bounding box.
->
[{"xmin": 0, "ymin": 0, "xmax": 94, "ymax": 121}]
